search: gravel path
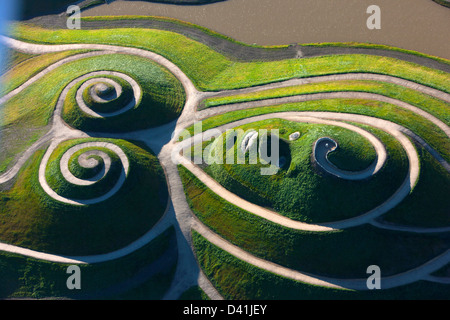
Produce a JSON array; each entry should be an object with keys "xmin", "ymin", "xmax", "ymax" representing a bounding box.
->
[
  {"xmin": 176, "ymin": 111, "xmax": 426, "ymax": 231},
  {"xmin": 312, "ymin": 121, "xmax": 387, "ymax": 181},
  {"xmin": 0, "ymin": 35, "xmax": 449, "ymax": 298},
  {"xmin": 75, "ymin": 71, "xmax": 141, "ymax": 118},
  {"xmin": 192, "ymin": 219, "xmax": 450, "ymax": 290},
  {"xmin": 197, "ymin": 91, "xmax": 450, "ymax": 141},
  {"xmin": 40, "ymin": 141, "xmax": 129, "ymax": 206}
]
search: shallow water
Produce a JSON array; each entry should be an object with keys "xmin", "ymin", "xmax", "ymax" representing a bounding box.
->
[{"xmin": 84, "ymin": 0, "xmax": 450, "ymax": 59}]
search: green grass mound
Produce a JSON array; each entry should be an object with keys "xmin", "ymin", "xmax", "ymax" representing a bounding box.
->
[
  {"xmin": 0, "ymin": 227, "xmax": 177, "ymax": 299},
  {"xmin": 11, "ymin": 24, "xmax": 450, "ymax": 93},
  {"xmin": 61, "ymin": 54, "xmax": 186, "ymax": 133},
  {"xmin": 180, "ymin": 160, "xmax": 450, "ymax": 279},
  {"xmin": 199, "ymin": 119, "xmax": 408, "ymax": 223},
  {"xmin": 0, "ymin": 52, "xmax": 186, "ymax": 175},
  {"xmin": 45, "ymin": 143, "xmax": 125, "ymax": 201},
  {"xmin": 68, "ymin": 149, "xmax": 103, "ymax": 180},
  {"xmin": 0, "ymin": 138, "xmax": 168, "ymax": 256},
  {"xmin": 193, "ymin": 231, "xmax": 450, "ymax": 300},
  {"xmin": 178, "ymin": 286, "xmax": 210, "ymax": 300},
  {"xmin": 81, "ymin": 77, "xmax": 134, "ymax": 114},
  {"xmin": 381, "ymin": 146, "xmax": 450, "ymax": 228}
]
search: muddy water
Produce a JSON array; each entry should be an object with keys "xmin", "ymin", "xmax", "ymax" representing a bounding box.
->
[{"xmin": 83, "ymin": 0, "xmax": 450, "ymax": 59}]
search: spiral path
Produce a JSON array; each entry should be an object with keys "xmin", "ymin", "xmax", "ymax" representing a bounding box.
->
[
  {"xmin": 75, "ymin": 71, "xmax": 141, "ymax": 118},
  {"xmin": 40, "ymin": 141, "xmax": 130, "ymax": 206},
  {"xmin": 0, "ymin": 33, "xmax": 449, "ymax": 299},
  {"xmin": 175, "ymin": 111, "xmax": 424, "ymax": 231},
  {"xmin": 313, "ymin": 134, "xmax": 386, "ymax": 181}
]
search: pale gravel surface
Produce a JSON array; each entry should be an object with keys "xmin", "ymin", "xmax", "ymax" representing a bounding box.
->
[
  {"xmin": 176, "ymin": 112, "xmax": 423, "ymax": 231},
  {"xmin": 40, "ymin": 141, "xmax": 129, "ymax": 206},
  {"xmin": 192, "ymin": 219, "xmax": 450, "ymax": 290},
  {"xmin": 312, "ymin": 121, "xmax": 387, "ymax": 181},
  {"xmin": 75, "ymin": 72, "xmax": 141, "ymax": 118},
  {"xmin": 198, "ymin": 91, "xmax": 450, "ymax": 140},
  {"xmin": 0, "ymin": 36, "xmax": 449, "ymax": 298}
]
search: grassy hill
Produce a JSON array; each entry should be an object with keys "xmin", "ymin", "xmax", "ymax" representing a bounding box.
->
[{"xmin": 0, "ymin": 139, "xmax": 168, "ymax": 256}]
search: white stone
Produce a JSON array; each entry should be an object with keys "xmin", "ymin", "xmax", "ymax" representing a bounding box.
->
[{"xmin": 289, "ymin": 132, "xmax": 300, "ymax": 141}]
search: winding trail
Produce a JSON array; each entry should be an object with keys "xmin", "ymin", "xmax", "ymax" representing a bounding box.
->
[
  {"xmin": 198, "ymin": 90, "xmax": 450, "ymax": 141},
  {"xmin": 39, "ymin": 141, "xmax": 130, "ymax": 206},
  {"xmin": 312, "ymin": 121, "xmax": 386, "ymax": 180},
  {"xmin": 192, "ymin": 220, "xmax": 450, "ymax": 291},
  {"xmin": 0, "ymin": 34, "xmax": 449, "ymax": 298},
  {"xmin": 25, "ymin": 14, "xmax": 450, "ymax": 71},
  {"xmin": 176, "ymin": 112, "xmax": 425, "ymax": 231},
  {"xmin": 75, "ymin": 71, "xmax": 142, "ymax": 118},
  {"xmin": 313, "ymin": 135, "xmax": 385, "ymax": 181},
  {"xmin": 200, "ymin": 73, "xmax": 450, "ymax": 103}
]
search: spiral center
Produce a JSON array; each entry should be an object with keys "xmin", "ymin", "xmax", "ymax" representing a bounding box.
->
[
  {"xmin": 93, "ymin": 83, "xmax": 115, "ymax": 99},
  {"xmin": 76, "ymin": 72, "xmax": 140, "ymax": 118},
  {"xmin": 61, "ymin": 147, "xmax": 116, "ymax": 187}
]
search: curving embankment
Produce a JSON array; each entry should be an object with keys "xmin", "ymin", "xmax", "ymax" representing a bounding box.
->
[
  {"xmin": 197, "ymin": 90, "xmax": 450, "ymax": 141},
  {"xmin": 0, "ymin": 33, "xmax": 448, "ymax": 298},
  {"xmin": 25, "ymin": 15, "xmax": 450, "ymax": 71},
  {"xmin": 312, "ymin": 125, "xmax": 387, "ymax": 181},
  {"xmin": 192, "ymin": 220, "xmax": 450, "ymax": 291},
  {"xmin": 75, "ymin": 71, "xmax": 142, "ymax": 118},
  {"xmin": 40, "ymin": 141, "xmax": 130, "ymax": 206},
  {"xmin": 176, "ymin": 111, "xmax": 431, "ymax": 231}
]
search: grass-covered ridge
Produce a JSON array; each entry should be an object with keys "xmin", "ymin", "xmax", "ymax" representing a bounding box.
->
[
  {"xmin": 0, "ymin": 49, "xmax": 89, "ymax": 96},
  {"xmin": 61, "ymin": 54, "xmax": 186, "ymax": 133},
  {"xmin": 0, "ymin": 51, "xmax": 186, "ymax": 174},
  {"xmin": 0, "ymin": 50, "xmax": 92, "ymax": 174},
  {"xmin": 81, "ymin": 15, "xmax": 288, "ymax": 50},
  {"xmin": 198, "ymin": 119, "xmax": 408, "ymax": 223},
  {"xmin": 9, "ymin": 24, "xmax": 450, "ymax": 93},
  {"xmin": 192, "ymin": 231, "xmax": 450, "ymax": 299},
  {"xmin": 81, "ymin": 76, "xmax": 134, "ymax": 114},
  {"xmin": 80, "ymin": 15, "xmax": 450, "ymax": 65},
  {"xmin": 1, "ymin": 16, "xmax": 448, "ymax": 300},
  {"xmin": 200, "ymin": 80, "xmax": 450, "ymax": 126},
  {"xmin": 432, "ymin": 0, "xmax": 450, "ymax": 8},
  {"xmin": 381, "ymin": 146, "xmax": 450, "ymax": 228},
  {"xmin": 0, "ymin": 138, "xmax": 168, "ymax": 256},
  {"xmin": 0, "ymin": 227, "xmax": 177, "ymax": 299},
  {"xmin": 189, "ymin": 99, "xmax": 450, "ymax": 163},
  {"xmin": 181, "ymin": 131, "xmax": 449, "ymax": 287},
  {"xmin": 45, "ymin": 142, "xmax": 124, "ymax": 201},
  {"xmin": 0, "ymin": 48, "xmax": 36, "ymax": 75}
]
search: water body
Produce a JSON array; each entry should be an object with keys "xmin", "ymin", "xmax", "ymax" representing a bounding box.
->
[{"xmin": 83, "ymin": 0, "xmax": 450, "ymax": 59}]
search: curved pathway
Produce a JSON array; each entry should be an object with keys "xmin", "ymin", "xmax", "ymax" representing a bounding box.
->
[
  {"xmin": 312, "ymin": 125, "xmax": 386, "ymax": 181},
  {"xmin": 75, "ymin": 71, "xmax": 142, "ymax": 118},
  {"xmin": 40, "ymin": 141, "xmax": 130, "ymax": 206},
  {"xmin": 199, "ymin": 73, "xmax": 450, "ymax": 103},
  {"xmin": 176, "ymin": 112, "xmax": 426, "ymax": 231},
  {"xmin": 0, "ymin": 34, "xmax": 449, "ymax": 297},
  {"xmin": 26, "ymin": 14, "xmax": 450, "ymax": 72},
  {"xmin": 197, "ymin": 90, "xmax": 450, "ymax": 140},
  {"xmin": 192, "ymin": 220, "xmax": 450, "ymax": 290}
]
